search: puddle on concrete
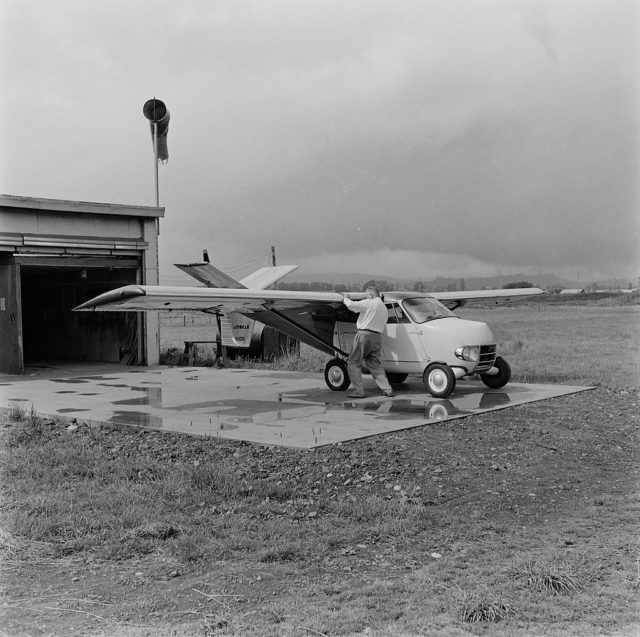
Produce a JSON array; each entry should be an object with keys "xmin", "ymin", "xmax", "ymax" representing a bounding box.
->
[
  {"xmin": 252, "ymin": 372, "xmax": 318, "ymax": 380},
  {"xmin": 166, "ymin": 399, "xmax": 315, "ymax": 415},
  {"xmin": 0, "ymin": 366, "xmax": 594, "ymax": 448}
]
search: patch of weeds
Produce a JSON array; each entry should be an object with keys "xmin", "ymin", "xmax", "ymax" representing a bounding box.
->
[
  {"xmin": 97, "ymin": 535, "xmax": 157, "ymax": 560},
  {"xmin": 202, "ymin": 614, "xmax": 230, "ymax": 635},
  {"xmin": 133, "ymin": 522, "xmax": 182, "ymax": 540},
  {"xmin": 461, "ymin": 601, "xmax": 512, "ymax": 623},
  {"xmin": 446, "ymin": 586, "xmax": 513, "ymax": 625},
  {"xmin": 516, "ymin": 561, "xmax": 581, "ymax": 594},
  {"xmin": 187, "ymin": 463, "xmax": 251, "ymax": 499},
  {"xmin": 160, "ymin": 347, "xmax": 182, "ymax": 366},
  {"xmin": 330, "ymin": 495, "xmax": 416, "ymax": 524},
  {"xmin": 258, "ymin": 543, "xmax": 306, "ymax": 562},
  {"xmin": 5, "ymin": 404, "xmax": 46, "ymax": 445},
  {"xmin": 170, "ymin": 532, "xmax": 229, "ymax": 563},
  {"xmin": 251, "ymin": 479, "xmax": 295, "ymax": 502},
  {"xmin": 7, "ymin": 400, "xmax": 28, "ymax": 422}
]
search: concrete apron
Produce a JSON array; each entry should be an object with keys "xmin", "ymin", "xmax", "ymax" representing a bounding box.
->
[{"xmin": 0, "ymin": 363, "xmax": 593, "ymax": 449}]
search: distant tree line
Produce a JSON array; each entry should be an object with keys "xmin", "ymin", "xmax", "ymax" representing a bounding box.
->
[{"xmin": 277, "ymin": 279, "xmax": 538, "ymax": 292}]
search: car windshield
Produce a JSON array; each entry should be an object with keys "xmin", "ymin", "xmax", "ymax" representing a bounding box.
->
[{"xmin": 401, "ymin": 297, "xmax": 457, "ymax": 324}]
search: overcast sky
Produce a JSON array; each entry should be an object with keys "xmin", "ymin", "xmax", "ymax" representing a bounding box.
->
[{"xmin": 1, "ymin": 0, "xmax": 638, "ymax": 284}]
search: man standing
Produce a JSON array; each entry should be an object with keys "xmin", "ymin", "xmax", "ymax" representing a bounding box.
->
[{"xmin": 343, "ymin": 286, "xmax": 394, "ymax": 398}]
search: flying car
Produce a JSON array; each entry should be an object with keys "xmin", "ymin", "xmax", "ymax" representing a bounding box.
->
[{"xmin": 74, "ymin": 260, "xmax": 544, "ymax": 398}]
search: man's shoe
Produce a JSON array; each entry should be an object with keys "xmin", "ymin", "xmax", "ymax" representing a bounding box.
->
[
  {"xmin": 382, "ymin": 390, "xmax": 394, "ymax": 397},
  {"xmin": 347, "ymin": 390, "xmax": 366, "ymax": 398}
]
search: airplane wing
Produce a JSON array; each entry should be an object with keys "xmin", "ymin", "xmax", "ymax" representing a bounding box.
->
[
  {"xmin": 174, "ymin": 263, "xmax": 298, "ymax": 290},
  {"xmin": 431, "ymin": 287, "xmax": 545, "ymax": 309},
  {"xmin": 74, "ymin": 285, "xmax": 350, "ymax": 356}
]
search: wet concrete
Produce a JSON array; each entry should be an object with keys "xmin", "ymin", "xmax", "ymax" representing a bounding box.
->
[{"xmin": 0, "ymin": 363, "xmax": 594, "ymax": 448}]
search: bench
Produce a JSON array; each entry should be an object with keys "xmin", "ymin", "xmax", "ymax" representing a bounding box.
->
[{"xmin": 181, "ymin": 340, "xmax": 225, "ymax": 367}]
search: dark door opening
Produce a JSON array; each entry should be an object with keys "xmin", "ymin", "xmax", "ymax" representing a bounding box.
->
[{"xmin": 21, "ymin": 266, "xmax": 140, "ymax": 364}]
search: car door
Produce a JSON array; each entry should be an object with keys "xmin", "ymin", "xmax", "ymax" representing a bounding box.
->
[{"xmin": 382, "ymin": 302, "xmax": 430, "ymax": 373}]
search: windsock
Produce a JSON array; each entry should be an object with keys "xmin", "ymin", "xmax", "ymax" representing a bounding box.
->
[{"xmin": 143, "ymin": 98, "xmax": 170, "ymax": 162}]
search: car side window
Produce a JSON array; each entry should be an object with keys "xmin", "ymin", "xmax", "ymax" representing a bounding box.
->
[
  {"xmin": 386, "ymin": 303, "xmax": 410, "ymax": 324},
  {"xmin": 395, "ymin": 305, "xmax": 410, "ymax": 323}
]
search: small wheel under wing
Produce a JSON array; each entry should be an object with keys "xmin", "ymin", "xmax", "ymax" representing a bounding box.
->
[{"xmin": 324, "ymin": 358, "xmax": 351, "ymax": 391}]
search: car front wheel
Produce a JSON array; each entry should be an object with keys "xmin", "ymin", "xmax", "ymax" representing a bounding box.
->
[
  {"xmin": 480, "ymin": 356, "xmax": 512, "ymax": 389},
  {"xmin": 423, "ymin": 363, "xmax": 456, "ymax": 398}
]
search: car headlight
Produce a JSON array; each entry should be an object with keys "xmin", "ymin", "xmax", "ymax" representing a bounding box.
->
[{"xmin": 455, "ymin": 346, "xmax": 480, "ymax": 362}]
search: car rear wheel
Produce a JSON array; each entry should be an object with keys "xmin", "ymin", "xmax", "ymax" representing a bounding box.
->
[
  {"xmin": 324, "ymin": 358, "xmax": 351, "ymax": 391},
  {"xmin": 480, "ymin": 356, "xmax": 511, "ymax": 389},
  {"xmin": 386, "ymin": 372, "xmax": 408, "ymax": 385},
  {"xmin": 423, "ymin": 363, "xmax": 456, "ymax": 398}
]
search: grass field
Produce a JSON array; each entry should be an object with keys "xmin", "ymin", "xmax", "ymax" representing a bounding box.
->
[
  {"xmin": 1, "ymin": 301, "xmax": 639, "ymax": 636},
  {"xmin": 161, "ymin": 304, "xmax": 640, "ymax": 389}
]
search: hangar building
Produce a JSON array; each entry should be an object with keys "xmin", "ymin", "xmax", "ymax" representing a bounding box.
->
[{"xmin": 0, "ymin": 194, "xmax": 163, "ymax": 374}]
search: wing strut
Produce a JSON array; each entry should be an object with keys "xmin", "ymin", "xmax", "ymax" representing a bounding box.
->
[{"xmin": 263, "ymin": 306, "xmax": 348, "ymax": 358}]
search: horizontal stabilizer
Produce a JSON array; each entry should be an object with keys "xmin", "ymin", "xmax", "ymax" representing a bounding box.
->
[
  {"xmin": 173, "ymin": 263, "xmax": 246, "ymax": 288},
  {"xmin": 240, "ymin": 265, "xmax": 298, "ymax": 289}
]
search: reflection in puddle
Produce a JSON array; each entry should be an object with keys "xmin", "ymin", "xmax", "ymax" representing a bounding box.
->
[
  {"xmin": 112, "ymin": 387, "xmax": 162, "ymax": 407},
  {"xmin": 109, "ymin": 410, "xmax": 164, "ymax": 428},
  {"xmin": 333, "ymin": 398, "xmax": 463, "ymax": 421},
  {"xmin": 168, "ymin": 399, "xmax": 315, "ymax": 417},
  {"xmin": 479, "ymin": 393, "xmax": 511, "ymax": 408}
]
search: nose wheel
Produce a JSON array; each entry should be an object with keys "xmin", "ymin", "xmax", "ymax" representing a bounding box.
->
[{"xmin": 324, "ymin": 358, "xmax": 351, "ymax": 391}]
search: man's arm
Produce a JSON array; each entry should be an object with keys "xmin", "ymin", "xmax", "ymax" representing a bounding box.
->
[{"xmin": 344, "ymin": 297, "xmax": 369, "ymax": 312}]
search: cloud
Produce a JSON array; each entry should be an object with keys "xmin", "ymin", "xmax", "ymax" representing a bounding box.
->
[{"xmin": 1, "ymin": 0, "xmax": 638, "ymax": 282}]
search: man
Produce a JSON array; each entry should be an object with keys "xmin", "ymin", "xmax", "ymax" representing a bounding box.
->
[{"xmin": 343, "ymin": 286, "xmax": 394, "ymax": 398}]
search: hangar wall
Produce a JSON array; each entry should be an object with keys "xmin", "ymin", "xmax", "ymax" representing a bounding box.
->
[{"xmin": 0, "ymin": 195, "xmax": 164, "ymax": 374}]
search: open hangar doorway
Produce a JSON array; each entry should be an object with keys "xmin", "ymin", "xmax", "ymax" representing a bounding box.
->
[{"xmin": 20, "ymin": 261, "xmax": 142, "ymax": 366}]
